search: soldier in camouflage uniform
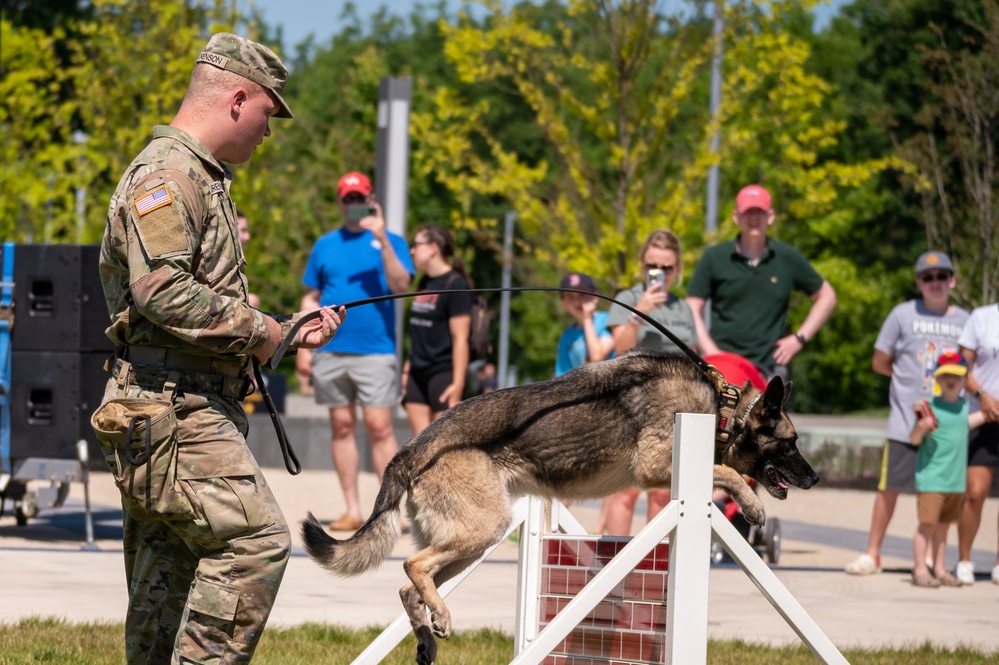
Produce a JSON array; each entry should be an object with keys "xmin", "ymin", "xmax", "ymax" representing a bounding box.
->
[{"xmin": 92, "ymin": 33, "xmax": 344, "ymax": 664}]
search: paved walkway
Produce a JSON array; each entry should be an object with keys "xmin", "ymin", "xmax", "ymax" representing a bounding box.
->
[{"xmin": 1, "ymin": 468, "xmax": 997, "ymax": 655}]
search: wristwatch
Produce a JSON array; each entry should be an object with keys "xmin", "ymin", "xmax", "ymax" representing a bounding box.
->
[{"xmin": 795, "ymin": 332, "xmax": 807, "ymax": 346}]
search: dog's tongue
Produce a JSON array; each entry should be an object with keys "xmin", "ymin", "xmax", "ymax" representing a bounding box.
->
[{"xmin": 770, "ymin": 467, "xmax": 787, "ymax": 490}]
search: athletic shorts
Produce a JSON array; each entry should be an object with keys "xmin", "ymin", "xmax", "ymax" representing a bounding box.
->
[
  {"xmin": 878, "ymin": 439, "xmax": 918, "ymax": 493},
  {"xmin": 968, "ymin": 422, "xmax": 999, "ymax": 468},
  {"xmin": 403, "ymin": 369, "xmax": 452, "ymax": 413},
  {"xmin": 311, "ymin": 352, "xmax": 399, "ymax": 408},
  {"xmin": 916, "ymin": 492, "xmax": 962, "ymax": 525}
]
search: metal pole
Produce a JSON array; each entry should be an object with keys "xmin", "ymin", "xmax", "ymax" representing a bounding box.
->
[
  {"xmin": 498, "ymin": 211, "xmax": 516, "ymax": 389},
  {"xmin": 72, "ymin": 131, "xmax": 89, "ymax": 243},
  {"xmin": 704, "ymin": 1, "xmax": 724, "ymax": 234},
  {"xmin": 702, "ymin": 1, "xmax": 724, "ymax": 331},
  {"xmin": 77, "ymin": 439, "xmax": 97, "ymax": 551},
  {"xmin": 375, "ymin": 77, "xmax": 413, "ymax": 364}
]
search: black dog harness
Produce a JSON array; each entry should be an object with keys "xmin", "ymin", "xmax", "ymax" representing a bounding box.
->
[{"xmin": 257, "ymin": 286, "xmax": 746, "ymax": 474}]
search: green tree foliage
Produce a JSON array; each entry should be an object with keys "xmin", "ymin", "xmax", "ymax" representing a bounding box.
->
[
  {"xmin": 0, "ymin": 19, "xmax": 78, "ymax": 241},
  {"xmin": 8, "ymin": 0, "xmax": 992, "ymax": 411},
  {"xmin": 0, "ymin": 0, "xmax": 245, "ymax": 244},
  {"xmin": 899, "ymin": 0, "xmax": 999, "ymax": 306},
  {"xmin": 411, "ymin": 0, "xmax": 900, "ymax": 397}
]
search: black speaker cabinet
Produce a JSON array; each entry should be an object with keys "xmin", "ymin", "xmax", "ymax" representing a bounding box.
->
[
  {"xmin": 9, "ymin": 350, "xmax": 110, "ymax": 466},
  {"xmin": 0, "ymin": 244, "xmax": 110, "ymax": 352}
]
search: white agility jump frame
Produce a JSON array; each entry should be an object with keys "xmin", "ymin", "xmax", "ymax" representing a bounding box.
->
[{"xmin": 350, "ymin": 413, "xmax": 848, "ymax": 665}]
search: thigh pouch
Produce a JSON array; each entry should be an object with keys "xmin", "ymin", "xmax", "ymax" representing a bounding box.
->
[{"xmin": 91, "ymin": 397, "xmax": 194, "ymax": 521}]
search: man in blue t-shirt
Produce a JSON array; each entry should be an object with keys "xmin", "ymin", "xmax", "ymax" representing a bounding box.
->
[{"xmin": 298, "ymin": 171, "xmax": 414, "ymax": 531}]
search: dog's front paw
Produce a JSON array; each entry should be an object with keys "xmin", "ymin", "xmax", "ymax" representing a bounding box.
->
[
  {"xmin": 741, "ymin": 497, "xmax": 766, "ymax": 526},
  {"xmin": 430, "ymin": 609, "xmax": 452, "ymax": 641}
]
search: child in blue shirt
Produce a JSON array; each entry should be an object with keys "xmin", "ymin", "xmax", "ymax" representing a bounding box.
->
[
  {"xmin": 555, "ymin": 272, "xmax": 614, "ymax": 376},
  {"xmin": 909, "ymin": 351, "xmax": 985, "ymax": 587}
]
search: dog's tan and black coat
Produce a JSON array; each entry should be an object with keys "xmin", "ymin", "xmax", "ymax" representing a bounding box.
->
[{"xmin": 302, "ymin": 349, "xmax": 818, "ymax": 664}]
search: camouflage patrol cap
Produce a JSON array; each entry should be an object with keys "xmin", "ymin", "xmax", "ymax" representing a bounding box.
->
[{"xmin": 197, "ymin": 33, "xmax": 293, "ymax": 118}]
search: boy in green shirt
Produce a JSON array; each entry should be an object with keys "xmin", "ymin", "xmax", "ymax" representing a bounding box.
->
[{"xmin": 909, "ymin": 351, "xmax": 985, "ymax": 587}]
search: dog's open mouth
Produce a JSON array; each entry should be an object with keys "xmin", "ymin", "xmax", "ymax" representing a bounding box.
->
[{"xmin": 764, "ymin": 464, "xmax": 790, "ymax": 499}]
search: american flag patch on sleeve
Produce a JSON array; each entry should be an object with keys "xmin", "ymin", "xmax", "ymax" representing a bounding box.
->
[{"xmin": 134, "ymin": 186, "xmax": 173, "ymax": 216}]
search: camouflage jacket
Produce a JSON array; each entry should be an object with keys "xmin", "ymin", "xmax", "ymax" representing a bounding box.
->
[{"xmin": 101, "ymin": 125, "xmax": 274, "ymax": 367}]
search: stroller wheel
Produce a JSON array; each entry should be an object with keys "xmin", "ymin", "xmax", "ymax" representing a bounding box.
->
[
  {"xmin": 710, "ymin": 538, "xmax": 725, "ymax": 564},
  {"xmin": 764, "ymin": 517, "xmax": 781, "ymax": 564}
]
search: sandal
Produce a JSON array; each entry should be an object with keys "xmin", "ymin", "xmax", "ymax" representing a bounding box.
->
[
  {"xmin": 911, "ymin": 571, "xmax": 940, "ymax": 588},
  {"xmin": 936, "ymin": 572, "xmax": 963, "ymax": 587},
  {"xmin": 328, "ymin": 514, "xmax": 365, "ymax": 531}
]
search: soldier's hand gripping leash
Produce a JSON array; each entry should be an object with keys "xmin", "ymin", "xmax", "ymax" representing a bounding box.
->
[{"xmin": 259, "ymin": 286, "xmax": 744, "ymax": 476}]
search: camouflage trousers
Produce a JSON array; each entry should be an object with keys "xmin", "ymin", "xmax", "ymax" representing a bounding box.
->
[{"xmin": 95, "ymin": 375, "xmax": 291, "ymax": 664}]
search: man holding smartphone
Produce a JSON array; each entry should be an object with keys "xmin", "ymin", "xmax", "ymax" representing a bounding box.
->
[{"xmin": 299, "ymin": 171, "xmax": 414, "ymax": 532}]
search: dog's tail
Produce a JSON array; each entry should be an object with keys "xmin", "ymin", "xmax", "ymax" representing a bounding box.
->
[{"xmin": 301, "ymin": 448, "xmax": 412, "ymax": 577}]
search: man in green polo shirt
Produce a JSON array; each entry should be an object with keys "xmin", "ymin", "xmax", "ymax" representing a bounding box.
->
[{"xmin": 686, "ymin": 184, "xmax": 837, "ymax": 379}]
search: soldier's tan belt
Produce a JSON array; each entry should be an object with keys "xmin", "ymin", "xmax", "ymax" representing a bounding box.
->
[{"xmin": 112, "ymin": 357, "xmax": 252, "ymax": 400}]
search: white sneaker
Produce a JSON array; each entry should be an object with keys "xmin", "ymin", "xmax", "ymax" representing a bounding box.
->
[
  {"xmin": 991, "ymin": 565, "xmax": 999, "ymax": 585},
  {"xmin": 845, "ymin": 553, "xmax": 880, "ymax": 575},
  {"xmin": 955, "ymin": 560, "xmax": 975, "ymax": 585}
]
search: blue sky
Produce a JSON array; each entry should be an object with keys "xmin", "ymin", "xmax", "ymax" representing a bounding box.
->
[{"xmin": 244, "ymin": 0, "xmax": 851, "ymax": 52}]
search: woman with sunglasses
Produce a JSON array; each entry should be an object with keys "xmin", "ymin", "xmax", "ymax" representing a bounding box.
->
[
  {"xmin": 602, "ymin": 229, "xmax": 697, "ymax": 536},
  {"xmin": 402, "ymin": 225, "xmax": 473, "ymax": 436}
]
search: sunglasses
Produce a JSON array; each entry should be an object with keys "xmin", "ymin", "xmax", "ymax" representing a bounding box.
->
[
  {"xmin": 644, "ymin": 263, "xmax": 676, "ymax": 275},
  {"xmin": 341, "ymin": 193, "xmax": 367, "ymax": 205},
  {"xmin": 919, "ymin": 271, "xmax": 952, "ymax": 284}
]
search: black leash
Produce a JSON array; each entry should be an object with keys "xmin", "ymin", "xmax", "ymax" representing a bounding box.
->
[
  {"xmin": 263, "ymin": 286, "xmax": 741, "ymax": 474},
  {"xmin": 252, "ymin": 357, "xmax": 301, "ymax": 475},
  {"xmin": 271, "ymin": 287, "xmax": 722, "ymax": 386}
]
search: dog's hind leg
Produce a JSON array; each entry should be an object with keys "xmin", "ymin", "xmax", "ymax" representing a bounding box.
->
[{"xmin": 400, "ymin": 582, "xmax": 437, "ymax": 665}]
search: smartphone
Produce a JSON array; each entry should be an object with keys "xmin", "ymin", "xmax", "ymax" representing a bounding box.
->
[
  {"xmin": 347, "ymin": 204, "xmax": 376, "ymax": 222},
  {"xmin": 646, "ymin": 268, "xmax": 665, "ymax": 290},
  {"xmin": 913, "ymin": 399, "xmax": 938, "ymax": 429}
]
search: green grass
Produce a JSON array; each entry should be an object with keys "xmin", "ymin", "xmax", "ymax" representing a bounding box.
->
[{"xmin": 1, "ymin": 617, "xmax": 995, "ymax": 664}]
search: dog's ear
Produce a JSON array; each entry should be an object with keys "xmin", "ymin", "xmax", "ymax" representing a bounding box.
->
[
  {"xmin": 762, "ymin": 375, "xmax": 785, "ymax": 415},
  {"xmin": 783, "ymin": 380, "xmax": 793, "ymax": 405}
]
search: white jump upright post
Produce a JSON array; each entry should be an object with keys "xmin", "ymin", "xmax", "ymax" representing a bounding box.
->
[{"xmin": 665, "ymin": 413, "xmax": 716, "ymax": 665}]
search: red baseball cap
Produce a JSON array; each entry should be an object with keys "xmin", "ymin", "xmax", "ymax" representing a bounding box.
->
[
  {"xmin": 735, "ymin": 185, "xmax": 772, "ymax": 213},
  {"xmin": 337, "ymin": 172, "xmax": 373, "ymax": 199}
]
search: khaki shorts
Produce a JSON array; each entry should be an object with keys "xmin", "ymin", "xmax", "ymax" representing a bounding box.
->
[
  {"xmin": 311, "ymin": 352, "xmax": 400, "ymax": 408},
  {"xmin": 917, "ymin": 492, "xmax": 962, "ymax": 525}
]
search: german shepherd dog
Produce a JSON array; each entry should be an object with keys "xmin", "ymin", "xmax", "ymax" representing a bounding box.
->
[{"xmin": 302, "ymin": 349, "xmax": 818, "ymax": 664}]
